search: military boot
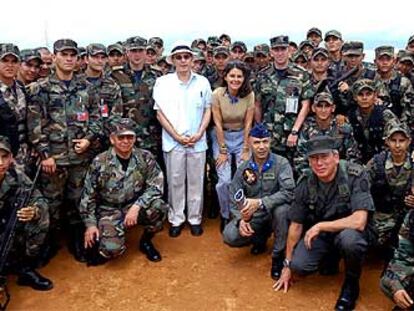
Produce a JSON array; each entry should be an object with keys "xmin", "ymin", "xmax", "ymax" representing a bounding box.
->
[
  {"xmin": 270, "ymin": 256, "xmax": 284, "ymax": 280},
  {"xmin": 139, "ymin": 230, "xmax": 162, "ymax": 262},
  {"xmin": 17, "ymin": 258, "xmax": 53, "ymax": 291},
  {"xmin": 68, "ymin": 224, "xmax": 87, "ymax": 263},
  {"xmin": 334, "ymin": 276, "xmax": 360, "ymax": 311}
]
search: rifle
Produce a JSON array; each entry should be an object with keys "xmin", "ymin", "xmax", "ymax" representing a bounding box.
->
[
  {"xmin": 0, "ymin": 164, "xmax": 42, "ymax": 310},
  {"xmin": 316, "ymin": 66, "xmax": 359, "ymax": 95}
]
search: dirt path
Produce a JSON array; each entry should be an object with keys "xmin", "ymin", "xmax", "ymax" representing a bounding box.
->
[{"xmin": 7, "ymin": 218, "xmax": 393, "ymax": 310}]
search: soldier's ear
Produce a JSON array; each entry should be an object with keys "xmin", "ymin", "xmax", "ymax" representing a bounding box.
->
[{"xmin": 109, "ymin": 134, "xmax": 116, "ymax": 145}]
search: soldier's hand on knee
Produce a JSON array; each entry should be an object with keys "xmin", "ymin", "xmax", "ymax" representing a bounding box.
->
[
  {"xmin": 273, "ymin": 267, "xmax": 292, "ymax": 293},
  {"xmin": 124, "ymin": 204, "xmax": 140, "ymax": 228},
  {"xmin": 239, "ymin": 219, "xmax": 254, "ymax": 237},
  {"xmin": 394, "ymin": 289, "xmax": 414, "ymax": 309},
  {"xmin": 41, "ymin": 157, "xmax": 56, "ymax": 174},
  {"xmin": 241, "ymin": 199, "xmax": 260, "ymax": 220},
  {"xmin": 17, "ymin": 206, "xmax": 39, "ymax": 222},
  {"xmin": 304, "ymin": 224, "xmax": 321, "ymax": 250},
  {"xmin": 84, "ymin": 226, "xmax": 99, "ymax": 249}
]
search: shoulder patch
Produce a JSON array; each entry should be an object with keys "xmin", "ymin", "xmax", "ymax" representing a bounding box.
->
[{"xmin": 347, "ymin": 162, "xmax": 363, "ymax": 176}]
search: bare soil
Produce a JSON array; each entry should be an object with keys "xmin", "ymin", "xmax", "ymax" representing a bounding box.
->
[{"xmin": 7, "ymin": 218, "xmax": 393, "ymax": 310}]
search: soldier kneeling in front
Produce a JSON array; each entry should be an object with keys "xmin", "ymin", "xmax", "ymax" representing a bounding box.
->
[
  {"xmin": 274, "ymin": 136, "xmax": 376, "ymax": 311},
  {"xmin": 79, "ymin": 118, "xmax": 168, "ymax": 264}
]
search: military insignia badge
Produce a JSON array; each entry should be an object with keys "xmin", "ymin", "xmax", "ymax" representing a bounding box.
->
[{"xmin": 243, "ymin": 168, "xmax": 257, "ymax": 185}]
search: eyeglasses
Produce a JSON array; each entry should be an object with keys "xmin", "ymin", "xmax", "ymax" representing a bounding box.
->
[{"xmin": 174, "ymin": 54, "xmax": 192, "ymax": 61}]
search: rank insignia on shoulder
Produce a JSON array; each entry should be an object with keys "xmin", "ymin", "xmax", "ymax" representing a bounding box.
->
[{"xmin": 243, "ymin": 168, "xmax": 257, "ymax": 185}]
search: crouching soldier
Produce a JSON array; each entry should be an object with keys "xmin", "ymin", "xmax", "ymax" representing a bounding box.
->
[{"xmin": 79, "ymin": 118, "xmax": 167, "ymax": 264}]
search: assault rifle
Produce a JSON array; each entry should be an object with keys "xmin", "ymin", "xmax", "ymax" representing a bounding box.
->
[
  {"xmin": 316, "ymin": 66, "xmax": 359, "ymax": 95},
  {"xmin": 0, "ymin": 164, "xmax": 41, "ymax": 310}
]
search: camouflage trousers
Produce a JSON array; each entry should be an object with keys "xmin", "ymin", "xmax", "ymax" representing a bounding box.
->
[
  {"xmin": 97, "ymin": 199, "xmax": 167, "ymax": 259},
  {"xmin": 374, "ymin": 212, "xmax": 400, "ymax": 247},
  {"xmin": 40, "ymin": 163, "xmax": 89, "ymax": 229}
]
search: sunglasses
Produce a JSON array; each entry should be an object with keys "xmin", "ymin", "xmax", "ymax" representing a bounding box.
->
[{"xmin": 174, "ymin": 54, "xmax": 192, "ymax": 61}]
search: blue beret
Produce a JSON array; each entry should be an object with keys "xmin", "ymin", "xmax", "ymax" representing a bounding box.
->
[{"xmin": 249, "ymin": 123, "xmax": 270, "ymax": 138}]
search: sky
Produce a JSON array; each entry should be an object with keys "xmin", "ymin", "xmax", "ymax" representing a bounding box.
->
[{"xmin": 1, "ymin": 0, "xmax": 413, "ymax": 59}]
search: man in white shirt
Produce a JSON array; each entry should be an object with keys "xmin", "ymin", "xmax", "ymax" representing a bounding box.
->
[{"xmin": 153, "ymin": 42, "xmax": 212, "ymax": 237}]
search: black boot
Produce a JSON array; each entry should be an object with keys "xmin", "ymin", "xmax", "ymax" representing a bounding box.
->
[
  {"xmin": 139, "ymin": 230, "xmax": 162, "ymax": 262},
  {"xmin": 37, "ymin": 230, "xmax": 60, "ymax": 267},
  {"xmin": 85, "ymin": 241, "xmax": 108, "ymax": 267},
  {"xmin": 270, "ymin": 256, "xmax": 284, "ymax": 280},
  {"xmin": 17, "ymin": 258, "xmax": 53, "ymax": 291},
  {"xmin": 334, "ymin": 276, "xmax": 360, "ymax": 311},
  {"xmin": 68, "ymin": 224, "xmax": 87, "ymax": 263}
]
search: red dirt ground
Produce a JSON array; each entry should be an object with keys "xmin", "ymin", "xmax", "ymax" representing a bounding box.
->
[{"xmin": 7, "ymin": 218, "xmax": 394, "ymax": 310}]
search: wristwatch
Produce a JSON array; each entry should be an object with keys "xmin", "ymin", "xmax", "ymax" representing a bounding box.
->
[
  {"xmin": 291, "ymin": 129, "xmax": 298, "ymax": 136},
  {"xmin": 258, "ymin": 199, "xmax": 265, "ymax": 211},
  {"xmin": 283, "ymin": 258, "xmax": 291, "ymax": 268}
]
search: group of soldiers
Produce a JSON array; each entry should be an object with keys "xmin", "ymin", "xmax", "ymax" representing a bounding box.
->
[{"xmin": 0, "ymin": 27, "xmax": 414, "ymax": 310}]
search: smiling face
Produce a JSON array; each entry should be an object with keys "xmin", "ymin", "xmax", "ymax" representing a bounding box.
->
[
  {"xmin": 0, "ymin": 55, "xmax": 20, "ymax": 83},
  {"xmin": 386, "ymin": 132, "xmax": 411, "ymax": 159},
  {"xmin": 172, "ymin": 52, "xmax": 193, "ymax": 74},
  {"xmin": 309, "ymin": 151, "xmax": 339, "ymax": 182},
  {"xmin": 224, "ymin": 67, "xmax": 244, "ymax": 94}
]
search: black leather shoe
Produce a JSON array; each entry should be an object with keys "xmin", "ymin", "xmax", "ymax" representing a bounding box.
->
[
  {"xmin": 169, "ymin": 225, "xmax": 183, "ymax": 238},
  {"xmin": 270, "ymin": 257, "xmax": 284, "ymax": 280},
  {"xmin": 17, "ymin": 270, "xmax": 53, "ymax": 291},
  {"xmin": 190, "ymin": 225, "xmax": 203, "ymax": 236},
  {"xmin": 335, "ymin": 277, "xmax": 360, "ymax": 311},
  {"xmin": 250, "ymin": 243, "xmax": 267, "ymax": 255},
  {"xmin": 139, "ymin": 240, "xmax": 162, "ymax": 262}
]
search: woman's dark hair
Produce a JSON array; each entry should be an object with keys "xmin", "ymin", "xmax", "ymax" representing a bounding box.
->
[{"xmin": 221, "ymin": 60, "xmax": 252, "ymax": 99}]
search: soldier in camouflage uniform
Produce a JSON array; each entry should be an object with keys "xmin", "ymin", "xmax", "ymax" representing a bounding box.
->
[
  {"xmin": 0, "ymin": 44, "xmax": 33, "ymax": 175},
  {"xmin": 35, "ymin": 47, "xmax": 53, "ymax": 79},
  {"xmin": 348, "ymin": 79, "xmax": 398, "ymax": 164},
  {"xmin": 254, "ymin": 35, "xmax": 314, "ymax": 164},
  {"xmin": 26, "ymin": 39, "xmax": 102, "ymax": 262},
  {"xmin": 208, "ymin": 46, "xmax": 230, "ymax": 90},
  {"xmin": 374, "ymin": 46, "xmax": 414, "ymax": 118},
  {"xmin": 84, "ymin": 43, "xmax": 123, "ymax": 153},
  {"xmin": 396, "ymin": 50, "xmax": 414, "ymax": 88},
  {"xmin": 80, "ymin": 118, "xmax": 167, "ymax": 263},
  {"xmin": 0, "ymin": 136, "xmax": 52, "ymax": 291},
  {"xmin": 291, "ymin": 50, "xmax": 308, "ymax": 70},
  {"xmin": 230, "ymin": 41, "xmax": 247, "ymax": 61},
  {"xmin": 222, "ymin": 124, "xmax": 295, "ymax": 280},
  {"xmin": 109, "ymin": 36, "xmax": 162, "ymax": 158},
  {"xmin": 381, "ymin": 209, "xmax": 414, "ymax": 310},
  {"xmin": 148, "ymin": 37, "xmax": 164, "ymax": 58},
  {"xmin": 17, "ymin": 49, "xmax": 42, "ymax": 86},
  {"xmin": 323, "ymin": 30, "xmax": 344, "ymax": 79},
  {"xmin": 107, "ymin": 43, "xmax": 125, "ymax": 70},
  {"xmin": 367, "ymin": 121, "xmax": 414, "ymax": 262},
  {"xmin": 298, "ymin": 40, "xmax": 314, "ymax": 59},
  {"xmin": 308, "ymin": 47, "xmax": 330, "ymax": 92},
  {"xmin": 407, "ymin": 35, "xmax": 414, "ymax": 53},
  {"xmin": 306, "ymin": 27, "xmax": 323, "ymax": 47},
  {"xmin": 295, "ymin": 92, "xmax": 360, "ymax": 172}
]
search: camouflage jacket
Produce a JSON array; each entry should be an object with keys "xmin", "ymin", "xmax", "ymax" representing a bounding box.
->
[
  {"xmin": 375, "ymin": 70, "xmax": 414, "ymax": 118},
  {"xmin": 254, "ymin": 63, "xmax": 314, "ymax": 153},
  {"xmin": 0, "ymin": 80, "xmax": 28, "ymax": 156},
  {"xmin": 366, "ymin": 151, "xmax": 413, "ymax": 216},
  {"xmin": 79, "ymin": 147, "xmax": 164, "ymax": 227},
  {"xmin": 109, "ymin": 64, "xmax": 161, "ymax": 152},
  {"xmin": 295, "ymin": 116, "xmax": 361, "ymax": 172},
  {"xmin": 207, "ymin": 68, "xmax": 224, "ymax": 90},
  {"xmin": 229, "ymin": 153, "xmax": 295, "ymax": 220},
  {"xmin": 26, "ymin": 72, "xmax": 101, "ymax": 166},
  {"xmin": 381, "ymin": 209, "xmax": 414, "ymax": 294}
]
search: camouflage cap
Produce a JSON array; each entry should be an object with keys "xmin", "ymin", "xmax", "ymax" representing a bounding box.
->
[
  {"xmin": 352, "ymin": 79, "xmax": 376, "ymax": 96},
  {"xmin": 398, "ymin": 50, "xmax": 414, "ymax": 64},
  {"xmin": 231, "ymin": 41, "xmax": 247, "ymax": 52},
  {"xmin": 219, "ymin": 34, "xmax": 231, "ymax": 42},
  {"xmin": 0, "ymin": 43, "xmax": 20, "ymax": 61},
  {"xmin": 375, "ymin": 45, "xmax": 394, "ymax": 58},
  {"xmin": 306, "ymin": 135, "xmax": 338, "ymax": 157},
  {"xmin": 307, "ymin": 27, "xmax": 322, "ymax": 38},
  {"xmin": 408, "ymin": 35, "xmax": 414, "ymax": 46},
  {"xmin": 289, "ymin": 41, "xmax": 298, "ymax": 49},
  {"xmin": 243, "ymin": 52, "xmax": 254, "ymax": 62},
  {"xmin": 299, "ymin": 40, "xmax": 314, "ymax": 51},
  {"xmin": 270, "ymin": 35, "xmax": 289, "ymax": 48},
  {"xmin": 254, "ymin": 44, "xmax": 270, "ymax": 56},
  {"xmin": 20, "ymin": 49, "xmax": 42, "ymax": 63},
  {"xmin": 146, "ymin": 45, "xmax": 157, "ymax": 53},
  {"xmin": 314, "ymin": 92, "xmax": 334, "ymax": 105},
  {"xmin": 87, "ymin": 43, "xmax": 107, "ymax": 56},
  {"xmin": 78, "ymin": 47, "xmax": 86, "ymax": 57},
  {"xmin": 192, "ymin": 38, "xmax": 207, "ymax": 48},
  {"xmin": 324, "ymin": 30, "xmax": 342, "ymax": 41},
  {"xmin": 53, "ymin": 39, "xmax": 78, "ymax": 53},
  {"xmin": 0, "ymin": 136, "xmax": 11, "ymax": 154},
  {"xmin": 384, "ymin": 121, "xmax": 411, "ymax": 139},
  {"xmin": 157, "ymin": 56, "xmax": 170, "ymax": 66},
  {"xmin": 342, "ymin": 41, "xmax": 364, "ymax": 56},
  {"xmin": 291, "ymin": 50, "xmax": 308, "ymax": 62},
  {"xmin": 249, "ymin": 123, "xmax": 270, "ymax": 138},
  {"xmin": 107, "ymin": 43, "xmax": 124, "ymax": 54},
  {"xmin": 111, "ymin": 117, "xmax": 137, "ymax": 136},
  {"xmin": 213, "ymin": 46, "xmax": 230, "ymax": 57},
  {"xmin": 125, "ymin": 36, "xmax": 147, "ymax": 50},
  {"xmin": 207, "ymin": 36, "xmax": 221, "ymax": 47},
  {"xmin": 193, "ymin": 48, "xmax": 206, "ymax": 61},
  {"xmin": 311, "ymin": 47, "xmax": 329, "ymax": 59},
  {"xmin": 149, "ymin": 37, "xmax": 164, "ymax": 47}
]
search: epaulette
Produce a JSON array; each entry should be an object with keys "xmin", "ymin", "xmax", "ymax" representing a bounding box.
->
[{"xmin": 347, "ymin": 162, "xmax": 363, "ymax": 176}]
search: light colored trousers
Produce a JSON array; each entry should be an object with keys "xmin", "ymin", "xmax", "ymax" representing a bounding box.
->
[{"xmin": 164, "ymin": 148, "xmax": 206, "ymax": 226}]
